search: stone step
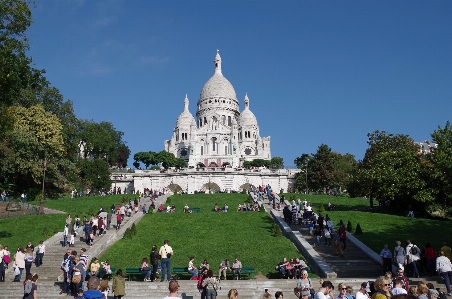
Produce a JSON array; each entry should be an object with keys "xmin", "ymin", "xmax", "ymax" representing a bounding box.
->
[{"xmin": 0, "ymin": 279, "xmax": 447, "ymax": 299}]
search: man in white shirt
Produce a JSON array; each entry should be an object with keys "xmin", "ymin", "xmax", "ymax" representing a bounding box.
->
[
  {"xmin": 161, "ymin": 280, "xmax": 182, "ymax": 299},
  {"xmin": 391, "ymin": 279, "xmax": 408, "ymax": 295},
  {"xmin": 355, "ymin": 282, "xmax": 371, "ymax": 299},
  {"xmin": 159, "ymin": 240, "xmax": 174, "ymax": 282},
  {"xmin": 314, "ymin": 280, "xmax": 334, "ymax": 299}
]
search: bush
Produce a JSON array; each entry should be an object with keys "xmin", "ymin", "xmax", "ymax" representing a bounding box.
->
[
  {"xmin": 347, "ymin": 221, "xmax": 352, "ymax": 232},
  {"xmin": 123, "ymin": 228, "xmax": 133, "ymax": 239},
  {"xmin": 130, "ymin": 223, "xmax": 137, "ymax": 236},
  {"xmin": 270, "ymin": 223, "xmax": 282, "ymax": 237},
  {"xmin": 319, "ymin": 204, "xmax": 325, "ymax": 213},
  {"xmin": 355, "ymin": 223, "xmax": 363, "ymax": 234},
  {"xmin": 42, "ymin": 227, "xmax": 50, "ymax": 237}
]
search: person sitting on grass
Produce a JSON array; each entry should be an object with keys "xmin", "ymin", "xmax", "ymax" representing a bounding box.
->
[
  {"xmin": 237, "ymin": 204, "xmax": 242, "ymax": 212},
  {"xmin": 214, "ymin": 203, "xmax": 219, "ymax": 212},
  {"xmin": 158, "ymin": 204, "xmax": 165, "ymax": 212},
  {"xmin": 223, "ymin": 203, "xmax": 229, "ymax": 212}
]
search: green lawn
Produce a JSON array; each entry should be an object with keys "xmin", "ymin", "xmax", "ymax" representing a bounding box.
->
[
  {"xmin": 99, "ymin": 193, "xmax": 308, "ymax": 278},
  {"xmin": 0, "ymin": 214, "xmax": 67, "ymax": 251},
  {"xmin": 283, "ymin": 193, "xmax": 451, "ymax": 253},
  {"xmin": 29, "ymin": 194, "xmax": 137, "ymax": 215},
  {"xmin": 0, "ymin": 194, "xmax": 136, "ymax": 252}
]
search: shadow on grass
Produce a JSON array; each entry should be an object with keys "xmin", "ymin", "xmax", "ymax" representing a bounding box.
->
[{"xmin": 0, "ymin": 231, "xmax": 12, "ymax": 238}]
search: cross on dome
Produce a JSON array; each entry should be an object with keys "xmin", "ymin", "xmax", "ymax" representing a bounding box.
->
[{"xmin": 244, "ymin": 93, "xmax": 250, "ymax": 109}]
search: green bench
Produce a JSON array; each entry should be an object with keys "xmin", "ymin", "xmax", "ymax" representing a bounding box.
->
[
  {"xmin": 227, "ymin": 266, "xmax": 255, "ymax": 280},
  {"xmin": 172, "ymin": 266, "xmax": 190, "ymax": 279}
]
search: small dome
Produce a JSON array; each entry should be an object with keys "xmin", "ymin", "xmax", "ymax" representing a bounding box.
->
[
  {"xmin": 238, "ymin": 94, "xmax": 257, "ymax": 127},
  {"xmin": 176, "ymin": 95, "xmax": 196, "ymax": 128}
]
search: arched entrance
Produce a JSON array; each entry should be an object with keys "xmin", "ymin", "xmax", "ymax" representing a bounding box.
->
[
  {"xmin": 197, "ymin": 163, "xmax": 206, "ymax": 168},
  {"xmin": 208, "ymin": 162, "xmax": 218, "ymax": 167},
  {"xmin": 222, "ymin": 162, "xmax": 230, "ymax": 167},
  {"xmin": 167, "ymin": 183, "xmax": 183, "ymax": 193},
  {"xmin": 201, "ymin": 182, "xmax": 221, "ymax": 193},
  {"xmin": 239, "ymin": 183, "xmax": 256, "ymax": 193}
]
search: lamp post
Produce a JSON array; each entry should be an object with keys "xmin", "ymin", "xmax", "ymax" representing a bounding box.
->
[
  {"xmin": 112, "ymin": 174, "xmax": 123, "ymax": 194},
  {"xmin": 304, "ymin": 161, "xmax": 308, "ymax": 195},
  {"xmin": 39, "ymin": 158, "xmax": 47, "ymax": 214}
]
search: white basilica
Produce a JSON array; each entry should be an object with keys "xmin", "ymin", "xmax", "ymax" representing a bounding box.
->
[{"xmin": 164, "ymin": 51, "xmax": 271, "ymax": 168}]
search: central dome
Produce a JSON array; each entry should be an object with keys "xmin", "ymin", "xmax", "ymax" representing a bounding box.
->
[{"xmin": 200, "ymin": 73, "xmax": 237, "ymax": 101}]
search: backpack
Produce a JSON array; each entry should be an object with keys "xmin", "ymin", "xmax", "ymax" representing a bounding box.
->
[
  {"xmin": 24, "ymin": 281, "xmax": 32, "ymax": 295},
  {"xmin": 438, "ymin": 290, "xmax": 448, "ymax": 299},
  {"xmin": 411, "ymin": 245, "xmax": 419, "ymax": 255}
]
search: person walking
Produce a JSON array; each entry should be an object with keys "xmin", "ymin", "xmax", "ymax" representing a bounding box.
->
[
  {"xmin": 0, "ymin": 245, "xmax": 5, "ymax": 282},
  {"xmin": 112, "ymin": 269, "xmax": 126, "ymax": 299},
  {"xmin": 159, "ymin": 239, "xmax": 174, "ymax": 282},
  {"xmin": 393, "ymin": 241, "xmax": 406, "ymax": 270},
  {"xmin": 13, "ymin": 246, "xmax": 25, "ymax": 282},
  {"xmin": 380, "ymin": 244, "xmax": 393, "ymax": 275},
  {"xmin": 35, "ymin": 241, "xmax": 45, "ymax": 267},
  {"xmin": 436, "ymin": 251, "xmax": 452, "ymax": 296}
]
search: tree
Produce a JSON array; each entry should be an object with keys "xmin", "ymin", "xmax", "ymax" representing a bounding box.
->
[
  {"xmin": 78, "ymin": 120, "xmax": 129, "ymax": 167},
  {"xmin": 0, "ymin": 0, "xmax": 47, "ymax": 132},
  {"xmin": 308, "ymin": 144, "xmax": 338, "ymax": 193},
  {"xmin": 155, "ymin": 151, "xmax": 176, "ymax": 169},
  {"xmin": 270, "ymin": 156, "xmax": 284, "ymax": 169},
  {"xmin": 77, "ymin": 159, "xmax": 111, "ymax": 193},
  {"xmin": 133, "ymin": 151, "xmax": 156, "ymax": 169},
  {"xmin": 429, "ymin": 121, "xmax": 452, "ymax": 206},
  {"xmin": 348, "ymin": 130, "xmax": 426, "ymax": 208}
]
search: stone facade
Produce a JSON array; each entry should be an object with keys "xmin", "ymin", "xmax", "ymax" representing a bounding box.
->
[
  {"xmin": 164, "ymin": 50, "xmax": 271, "ymax": 168},
  {"xmin": 111, "ymin": 168, "xmax": 299, "ymax": 195}
]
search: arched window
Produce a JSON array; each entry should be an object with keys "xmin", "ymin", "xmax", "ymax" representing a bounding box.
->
[
  {"xmin": 228, "ymin": 116, "xmax": 231, "ymax": 126},
  {"xmin": 201, "ymin": 146, "xmax": 203, "ymax": 155},
  {"xmin": 222, "ymin": 115, "xmax": 225, "ymax": 125}
]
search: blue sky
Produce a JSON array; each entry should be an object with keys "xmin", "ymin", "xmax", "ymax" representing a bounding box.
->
[{"xmin": 28, "ymin": 1, "xmax": 452, "ymax": 167}]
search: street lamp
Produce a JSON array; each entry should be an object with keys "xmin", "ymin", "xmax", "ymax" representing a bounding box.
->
[
  {"xmin": 112, "ymin": 174, "xmax": 123, "ymax": 194},
  {"xmin": 304, "ymin": 161, "xmax": 308, "ymax": 195},
  {"xmin": 39, "ymin": 158, "xmax": 47, "ymax": 214}
]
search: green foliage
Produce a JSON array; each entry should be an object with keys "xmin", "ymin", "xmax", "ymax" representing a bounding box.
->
[
  {"xmin": 348, "ymin": 130, "xmax": 426, "ymax": 207},
  {"xmin": 130, "ymin": 223, "xmax": 137, "ymax": 236},
  {"xmin": 53, "ymin": 226, "xmax": 60, "ymax": 234},
  {"xmin": 243, "ymin": 159, "xmax": 271, "ymax": 169},
  {"xmin": 77, "ymin": 159, "xmax": 111, "ymax": 193},
  {"xmin": 270, "ymin": 223, "xmax": 282, "ymax": 237},
  {"xmin": 270, "ymin": 156, "xmax": 284, "ymax": 169},
  {"xmin": 346, "ymin": 221, "xmax": 352, "ymax": 232},
  {"xmin": 294, "ymin": 146, "xmax": 356, "ymax": 193},
  {"xmin": 123, "ymin": 228, "xmax": 133, "ymax": 239},
  {"xmin": 318, "ymin": 204, "xmax": 325, "ymax": 213},
  {"xmin": 355, "ymin": 223, "xmax": 363, "ymax": 234},
  {"xmin": 78, "ymin": 120, "xmax": 129, "ymax": 167},
  {"xmin": 42, "ymin": 227, "xmax": 50, "ymax": 237}
]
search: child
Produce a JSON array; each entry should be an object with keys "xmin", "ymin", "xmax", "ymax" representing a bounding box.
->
[
  {"xmin": 100, "ymin": 278, "xmax": 110, "ymax": 298},
  {"xmin": 75, "ymin": 289, "xmax": 84, "ymax": 299},
  {"xmin": 70, "ymin": 229, "xmax": 76, "ymax": 247},
  {"xmin": 89, "ymin": 232, "xmax": 94, "ymax": 246},
  {"xmin": 308, "ymin": 222, "xmax": 314, "ymax": 235}
]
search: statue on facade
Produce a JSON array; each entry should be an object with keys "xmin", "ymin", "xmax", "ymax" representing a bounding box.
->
[{"xmin": 189, "ymin": 144, "xmax": 193, "ymax": 154}]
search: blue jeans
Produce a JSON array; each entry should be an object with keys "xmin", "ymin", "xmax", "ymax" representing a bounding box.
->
[
  {"xmin": 188, "ymin": 269, "xmax": 198, "ymax": 279},
  {"xmin": 206, "ymin": 288, "xmax": 217, "ymax": 299},
  {"xmin": 15, "ymin": 267, "xmax": 23, "ymax": 281},
  {"xmin": 36, "ymin": 252, "xmax": 44, "ymax": 266},
  {"xmin": 279, "ymin": 266, "xmax": 286, "ymax": 278},
  {"xmin": 232, "ymin": 269, "xmax": 241, "ymax": 280},
  {"xmin": 316, "ymin": 236, "xmax": 321, "ymax": 246},
  {"xmin": 160, "ymin": 258, "xmax": 171, "ymax": 281},
  {"xmin": 440, "ymin": 271, "xmax": 452, "ymax": 294},
  {"xmin": 142, "ymin": 269, "xmax": 151, "ymax": 279},
  {"xmin": 63, "ymin": 235, "xmax": 67, "ymax": 247},
  {"xmin": 410, "ymin": 261, "xmax": 419, "ymax": 278}
]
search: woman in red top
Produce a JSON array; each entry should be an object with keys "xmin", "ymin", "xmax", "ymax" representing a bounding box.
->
[
  {"xmin": 116, "ymin": 214, "xmax": 122, "ymax": 230},
  {"xmin": 425, "ymin": 243, "xmax": 436, "ymax": 277}
]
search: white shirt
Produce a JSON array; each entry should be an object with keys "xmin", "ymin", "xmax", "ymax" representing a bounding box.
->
[
  {"xmin": 391, "ymin": 288, "xmax": 407, "ymax": 295},
  {"xmin": 161, "ymin": 296, "xmax": 182, "ymax": 299},
  {"xmin": 437, "ymin": 256, "xmax": 452, "ymax": 273},
  {"xmin": 356, "ymin": 291, "xmax": 370, "ymax": 299},
  {"xmin": 315, "ymin": 291, "xmax": 328, "ymax": 299}
]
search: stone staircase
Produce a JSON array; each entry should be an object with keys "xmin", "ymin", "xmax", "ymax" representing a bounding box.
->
[{"xmin": 0, "ymin": 277, "xmax": 446, "ymax": 299}]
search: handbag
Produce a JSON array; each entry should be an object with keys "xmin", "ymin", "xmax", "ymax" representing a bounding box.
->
[
  {"xmin": 72, "ymin": 272, "xmax": 81, "ymax": 284},
  {"xmin": 14, "ymin": 266, "xmax": 20, "ymax": 276},
  {"xmin": 142, "ymin": 267, "xmax": 150, "ymax": 271}
]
